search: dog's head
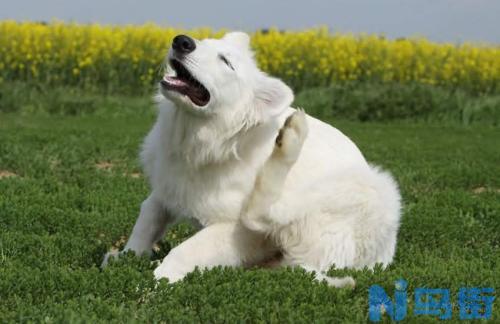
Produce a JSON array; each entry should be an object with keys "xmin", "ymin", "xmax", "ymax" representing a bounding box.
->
[{"xmin": 160, "ymin": 32, "xmax": 293, "ymax": 121}]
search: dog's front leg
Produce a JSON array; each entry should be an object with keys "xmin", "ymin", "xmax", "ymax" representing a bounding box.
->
[
  {"xmin": 102, "ymin": 194, "xmax": 175, "ymax": 267},
  {"xmin": 153, "ymin": 222, "xmax": 275, "ymax": 283}
]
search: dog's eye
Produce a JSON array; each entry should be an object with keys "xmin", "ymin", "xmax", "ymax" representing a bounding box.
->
[{"xmin": 218, "ymin": 54, "xmax": 234, "ymax": 70}]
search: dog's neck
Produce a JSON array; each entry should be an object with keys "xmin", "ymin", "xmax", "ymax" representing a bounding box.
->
[{"xmin": 158, "ymin": 98, "xmax": 277, "ymax": 169}]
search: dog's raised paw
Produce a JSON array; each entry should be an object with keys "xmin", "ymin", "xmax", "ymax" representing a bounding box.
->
[{"xmin": 275, "ymin": 109, "xmax": 308, "ymax": 163}]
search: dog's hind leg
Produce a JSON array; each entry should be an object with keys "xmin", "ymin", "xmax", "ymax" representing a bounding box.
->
[
  {"xmin": 241, "ymin": 109, "xmax": 308, "ymax": 232},
  {"xmin": 241, "ymin": 110, "xmax": 356, "ymax": 288}
]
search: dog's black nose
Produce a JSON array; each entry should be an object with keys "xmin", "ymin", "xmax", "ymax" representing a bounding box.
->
[{"xmin": 172, "ymin": 35, "xmax": 196, "ymax": 54}]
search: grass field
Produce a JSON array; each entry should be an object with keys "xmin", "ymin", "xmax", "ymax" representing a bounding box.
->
[{"xmin": 0, "ymin": 90, "xmax": 499, "ymax": 322}]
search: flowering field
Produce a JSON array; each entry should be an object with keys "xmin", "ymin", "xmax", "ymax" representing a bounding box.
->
[{"xmin": 1, "ymin": 21, "xmax": 500, "ymax": 94}]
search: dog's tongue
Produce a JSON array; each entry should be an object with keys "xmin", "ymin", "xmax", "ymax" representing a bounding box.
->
[
  {"xmin": 162, "ymin": 76, "xmax": 189, "ymax": 89},
  {"xmin": 161, "ymin": 76, "xmax": 208, "ymax": 106}
]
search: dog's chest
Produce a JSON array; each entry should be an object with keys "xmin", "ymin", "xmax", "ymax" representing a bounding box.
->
[{"xmin": 155, "ymin": 158, "xmax": 256, "ymax": 226}]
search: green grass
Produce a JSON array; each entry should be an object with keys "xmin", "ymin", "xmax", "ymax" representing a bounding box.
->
[{"xmin": 0, "ymin": 89, "xmax": 499, "ymax": 322}]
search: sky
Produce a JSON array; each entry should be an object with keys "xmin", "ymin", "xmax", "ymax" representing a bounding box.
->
[{"xmin": 1, "ymin": 0, "xmax": 499, "ymax": 44}]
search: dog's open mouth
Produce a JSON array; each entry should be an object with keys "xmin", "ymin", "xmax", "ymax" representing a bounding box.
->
[{"xmin": 160, "ymin": 59, "xmax": 210, "ymax": 107}]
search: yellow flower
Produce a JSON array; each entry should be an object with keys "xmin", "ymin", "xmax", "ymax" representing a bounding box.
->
[{"xmin": 0, "ymin": 21, "xmax": 498, "ymax": 93}]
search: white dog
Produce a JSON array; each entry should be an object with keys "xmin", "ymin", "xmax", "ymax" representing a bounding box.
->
[{"xmin": 102, "ymin": 32, "xmax": 401, "ymax": 288}]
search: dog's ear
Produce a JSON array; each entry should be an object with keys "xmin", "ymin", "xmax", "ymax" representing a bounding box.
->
[
  {"xmin": 223, "ymin": 32, "xmax": 250, "ymax": 50},
  {"xmin": 254, "ymin": 74, "xmax": 294, "ymax": 121}
]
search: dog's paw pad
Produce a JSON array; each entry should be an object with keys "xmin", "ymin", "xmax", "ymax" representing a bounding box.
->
[{"xmin": 275, "ymin": 110, "xmax": 308, "ymax": 162}]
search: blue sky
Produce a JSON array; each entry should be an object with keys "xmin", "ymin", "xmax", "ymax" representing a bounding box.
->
[{"xmin": 1, "ymin": 0, "xmax": 498, "ymax": 43}]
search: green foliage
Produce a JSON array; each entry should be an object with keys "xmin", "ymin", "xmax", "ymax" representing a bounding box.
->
[
  {"xmin": 2, "ymin": 82, "xmax": 499, "ymax": 126},
  {"xmin": 0, "ymin": 82, "xmax": 156, "ymax": 117},
  {"xmin": 0, "ymin": 104, "xmax": 499, "ymax": 322},
  {"xmin": 294, "ymin": 82, "xmax": 500, "ymax": 125}
]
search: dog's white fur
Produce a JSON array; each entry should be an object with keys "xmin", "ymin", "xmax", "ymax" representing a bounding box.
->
[{"xmin": 102, "ymin": 32, "xmax": 401, "ymax": 287}]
